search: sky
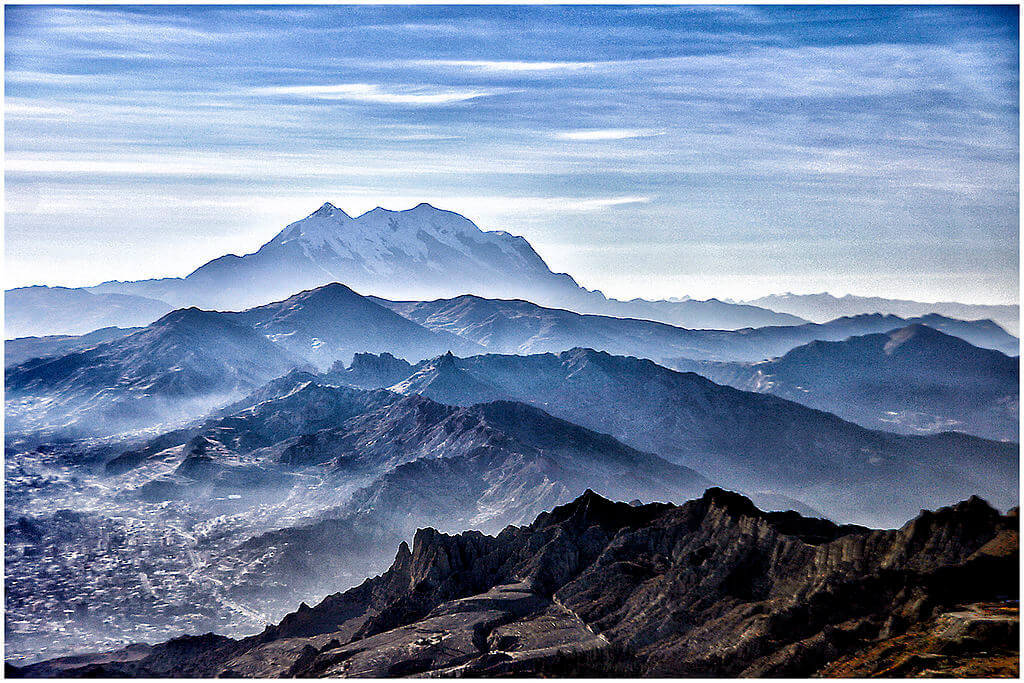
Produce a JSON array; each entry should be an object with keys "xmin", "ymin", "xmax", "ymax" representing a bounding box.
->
[{"xmin": 4, "ymin": 5, "xmax": 1019, "ymax": 304}]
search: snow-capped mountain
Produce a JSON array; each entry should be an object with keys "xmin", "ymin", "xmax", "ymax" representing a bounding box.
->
[
  {"xmin": 7, "ymin": 202, "xmax": 805, "ymax": 335},
  {"xmin": 263, "ymin": 202, "xmax": 561, "ymax": 293},
  {"xmin": 80, "ymin": 202, "xmax": 585, "ymax": 313}
]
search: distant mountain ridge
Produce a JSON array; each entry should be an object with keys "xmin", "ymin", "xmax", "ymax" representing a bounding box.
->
[
  {"xmin": 7, "ymin": 283, "xmax": 1019, "ymax": 440},
  {"xmin": 672, "ymin": 324, "xmax": 1020, "ymax": 441},
  {"xmin": 4, "ymin": 286, "xmax": 173, "ymax": 339},
  {"xmin": 745, "ymin": 292, "xmax": 1019, "ymax": 335},
  {"xmin": 6, "ymin": 203, "xmax": 804, "ymax": 337},
  {"xmin": 378, "ymin": 295, "xmax": 1019, "ymax": 359},
  {"xmin": 332, "ymin": 347, "xmax": 1018, "ymax": 527}
]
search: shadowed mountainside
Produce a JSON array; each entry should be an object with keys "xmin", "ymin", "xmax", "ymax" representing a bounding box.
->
[
  {"xmin": 671, "ymin": 324, "xmax": 1019, "ymax": 441},
  {"xmin": 332, "ymin": 348, "xmax": 1018, "ymax": 527}
]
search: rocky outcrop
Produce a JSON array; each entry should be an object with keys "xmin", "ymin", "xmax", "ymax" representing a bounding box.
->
[
  {"xmin": 14, "ymin": 489, "xmax": 1018, "ymax": 678},
  {"xmin": 327, "ymin": 352, "xmax": 414, "ymax": 389}
]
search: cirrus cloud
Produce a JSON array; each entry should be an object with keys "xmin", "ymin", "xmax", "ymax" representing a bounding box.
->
[
  {"xmin": 252, "ymin": 83, "xmax": 502, "ymax": 105},
  {"xmin": 556, "ymin": 129, "xmax": 666, "ymax": 141}
]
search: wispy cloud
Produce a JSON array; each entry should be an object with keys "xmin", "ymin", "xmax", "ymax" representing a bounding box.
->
[
  {"xmin": 252, "ymin": 83, "xmax": 501, "ymax": 105},
  {"xmin": 36, "ymin": 7, "xmax": 228, "ymax": 44},
  {"xmin": 413, "ymin": 59, "xmax": 598, "ymax": 73},
  {"xmin": 556, "ymin": 129, "xmax": 665, "ymax": 141}
]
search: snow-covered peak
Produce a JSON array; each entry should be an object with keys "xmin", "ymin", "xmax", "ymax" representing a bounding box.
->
[
  {"xmin": 312, "ymin": 202, "xmax": 350, "ymax": 219},
  {"xmin": 266, "ymin": 202, "xmax": 530, "ymax": 275}
]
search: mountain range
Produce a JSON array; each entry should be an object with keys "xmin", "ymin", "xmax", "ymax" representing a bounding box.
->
[
  {"xmin": 13, "ymin": 489, "xmax": 1017, "ymax": 678},
  {"xmin": 90, "ymin": 374, "xmax": 711, "ymax": 615},
  {"xmin": 744, "ymin": 292, "xmax": 1019, "ymax": 335},
  {"xmin": 4, "ymin": 199, "xmax": 1018, "ymax": 676},
  {"xmin": 4, "ymin": 286, "xmax": 173, "ymax": 339},
  {"xmin": 5, "ymin": 326, "xmax": 141, "ymax": 368},
  {"xmin": 326, "ymin": 347, "xmax": 1017, "ymax": 527},
  {"xmin": 6, "ymin": 203, "xmax": 806, "ymax": 338},
  {"xmin": 671, "ymin": 324, "xmax": 1019, "ymax": 441},
  {"xmin": 7, "ymin": 281, "xmax": 1019, "ymax": 443},
  {"xmin": 377, "ymin": 295, "xmax": 1019, "ymax": 359},
  {"xmin": 4, "ymin": 284, "xmax": 479, "ymax": 438},
  {"xmin": 5, "ymin": 308, "xmax": 299, "ymax": 438}
]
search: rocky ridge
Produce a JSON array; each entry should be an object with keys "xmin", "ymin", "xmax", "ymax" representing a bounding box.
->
[{"xmin": 12, "ymin": 489, "xmax": 1017, "ymax": 678}]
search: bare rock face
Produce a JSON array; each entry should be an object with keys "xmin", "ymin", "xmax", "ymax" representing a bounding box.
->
[{"xmin": 11, "ymin": 489, "xmax": 1018, "ymax": 678}]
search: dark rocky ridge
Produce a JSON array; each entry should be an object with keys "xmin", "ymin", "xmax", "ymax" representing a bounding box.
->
[{"xmin": 13, "ymin": 489, "xmax": 1017, "ymax": 678}]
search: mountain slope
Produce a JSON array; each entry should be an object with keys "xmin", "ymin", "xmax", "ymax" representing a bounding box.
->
[
  {"xmin": 747, "ymin": 291, "xmax": 1019, "ymax": 336},
  {"xmin": 16, "ymin": 489, "xmax": 1017, "ymax": 678},
  {"xmin": 673, "ymin": 324, "xmax": 1019, "ymax": 440},
  {"xmin": 5, "ymin": 286, "xmax": 173, "ymax": 339},
  {"xmin": 4, "ymin": 284, "xmax": 481, "ymax": 437},
  {"xmin": 378, "ymin": 295, "xmax": 1019, "ymax": 361},
  {"xmin": 5, "ymin": 326, "xmax": 140, "ymax": 368},
  {"xmin": 92, "ymin": 377, "xmax": 711, "ymax": 615},
  {"xmin": 226, "ymin": 282, "xmax": 482, "ymax": 368},
  {"xmin": 341, "ymin": 348, "xmax": 1017, "ymax": 526},
  {"xmin": 5, "ymin": 308, "xmax": 301, "ymax": 438}
]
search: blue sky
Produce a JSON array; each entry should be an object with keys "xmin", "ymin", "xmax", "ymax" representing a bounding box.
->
[{"xmin": 5, "ymin": 5, "xmax": 1019, "ymax": 304}]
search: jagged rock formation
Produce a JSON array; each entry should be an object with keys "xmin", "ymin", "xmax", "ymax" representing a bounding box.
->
[
  {"xmin": 326, "ymin": 352, "xmax": 414, "ymax": 389},
  {"xmin": 13, "ymin": 489, "xmax": 1017, "ymax": 678}
]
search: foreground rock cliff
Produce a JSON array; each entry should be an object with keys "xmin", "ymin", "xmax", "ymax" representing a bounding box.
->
[{"xmin": 11, "ymin": 489, "xmax": 1018, "ymax": 678}]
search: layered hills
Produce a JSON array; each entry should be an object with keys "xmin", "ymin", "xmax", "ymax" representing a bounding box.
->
[
  {"xmin": 5, "ymin": 308, "xmax": 298, "ymax": 437},
  {"xmin": 746, "ymin": 292, "xmax": 1019, "ymax": 335},
  {"xmin": 379, "ymin": 295, "xmax": 1019, "ymax": 359},
  {"xmin": 4, "ymin": 284, "xmax": 477, "ymax": 438},
  {"xmin": 331, "ymin": 347, "xmax": 1018, "ymax": 527},
  {"xmin": 85, "ymin": 376, "xmax": 710, "ymax": 615},
  {"xmin": 13, "ymin": 489, "xmax": 1017, "ymax": 678},
  {"xmin": 4, "ymin": 286, "xmax": 172, "ymax": 339},
  {"xmin": 672, "ymin": 324, "xmax": 1019, "ymax": 441}
]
